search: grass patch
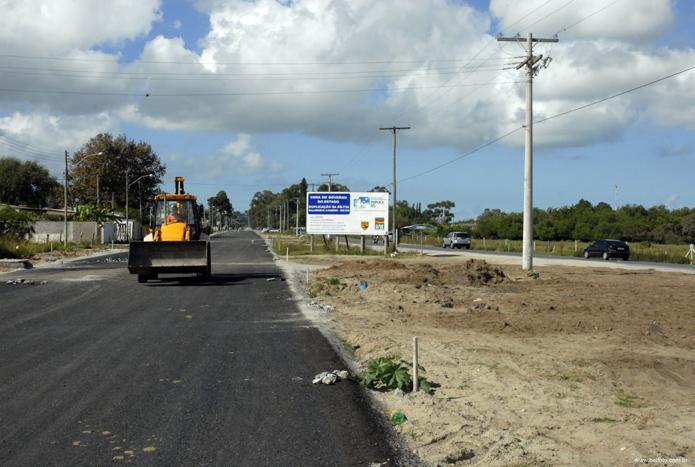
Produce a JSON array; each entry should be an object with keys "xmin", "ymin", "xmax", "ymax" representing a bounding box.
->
[
  {"xmin": 268, "ymin": 234, "xmax": 390, "ymax": 257},
  {"xmin": 308, "ymin": 276, "xmax": 348, "ymax": 298},
  {"xmin": 591, "ymin": 417, "xmax": 619, "ymax": 423},
  {"xmin": 615, "ymin": 391, "xmax": 641, "ymax": 408},
  {"xmin": 557, "ymin": 369, "xmax": 595, "ymax": 384},
  {"xmin": 397, "ymin": 235, "xmax": 694, "ymax": 265},
  {"xmin": 339, "ymin": 338, "xmax": 359, "ymax": 359},
  {"xmin": 0, "ymin": 238, "xmax": 105, "ymax": 259}
]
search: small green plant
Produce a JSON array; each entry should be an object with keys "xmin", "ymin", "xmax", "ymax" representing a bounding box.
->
[
  {"xmin": 390, "ymin": 410, "xmax": 407, "ymax": 426},
  {"xmin": 615, "ymin": 391, "xmax": 640, "ymax": 408},
  {"xmin": 357, "ymin": 355, "xmax": 433, "ymax": 392}
]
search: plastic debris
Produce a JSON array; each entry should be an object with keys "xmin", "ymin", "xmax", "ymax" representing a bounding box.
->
[
  {"xmin": 359, "ymin": 280, "xmax": 369, "ymax": 296},
  {"xmin": 5, "ymin": 278, "xmax": 44, "ymax": 286},
  {"xmin": 312, "ymin": 369, "xmax": 350, "ymax": 385},
  {"xmin": 309, "ymin": 301, "xmax": 335, "ymax": 312}
]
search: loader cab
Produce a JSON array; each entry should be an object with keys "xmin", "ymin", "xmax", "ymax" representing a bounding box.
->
[{"xmin": 153, "ymin": 196, "xmax": 202, "ymax": 241}]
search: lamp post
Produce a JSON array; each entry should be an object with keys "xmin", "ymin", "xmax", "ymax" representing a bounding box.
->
[
  {"xmin": 125, "ymin": 173, "xmax": 154, "ymax": 242},
  {"xmin": 63, "ymin": 150, "xmax": 104, "ymax": 247}
]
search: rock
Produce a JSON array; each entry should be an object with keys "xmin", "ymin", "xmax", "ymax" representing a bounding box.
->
[
  {"xmin": 393, "ymin": 388, "xmax": 405, "ymax": 397},
  {"xmin": 333, "ymin": 370, "xmax": 349, "ymax": 380}
]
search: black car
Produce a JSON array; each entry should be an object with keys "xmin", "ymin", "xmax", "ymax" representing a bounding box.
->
[{"xmin": 583, "ymin": 239, "xmax": 630, "ymax": 260}]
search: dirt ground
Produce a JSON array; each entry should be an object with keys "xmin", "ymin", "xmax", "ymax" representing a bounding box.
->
[{"xmin": 298, "ymin": 255, "xmax": 695, "ymax": 466}]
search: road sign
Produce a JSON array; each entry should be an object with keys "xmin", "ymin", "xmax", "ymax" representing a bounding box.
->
[{"xmin": 306, "ymin": 192, "xmax": 389, "ymax": 235}]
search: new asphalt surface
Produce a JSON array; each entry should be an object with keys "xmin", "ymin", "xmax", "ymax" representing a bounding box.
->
[{"xmin": 0, "ymin": 231, "xmax": 406, "ymax": 466}]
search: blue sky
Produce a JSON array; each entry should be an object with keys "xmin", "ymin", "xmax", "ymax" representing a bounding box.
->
[{"xmin": 1, "ymin": 0, "xmax": 694, "ymax": 219}]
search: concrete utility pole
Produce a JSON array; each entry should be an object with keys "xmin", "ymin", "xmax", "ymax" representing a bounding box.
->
[
  {"xmin": 63, "ymin": 150, "xmax": 69, "ymax": 248},
  {"xmin": 497, "ymin": 33, "xmax": 557, "ymax": 271},
  {"xmin": 320, "ymin": 173, "xmax": 339, "ymax": 192},
  {"xmin": 379, "ymin": 126, "xmax": 410, "ymax": 250}
]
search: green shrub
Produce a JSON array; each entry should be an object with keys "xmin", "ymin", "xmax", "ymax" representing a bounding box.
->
[
  {"xmin": 0, "ymin": 206, "xmax": 34, "ymax": 240},
  {"xmin": 357, "ymin": 355, "xmax": 432, "ymax": 392}
]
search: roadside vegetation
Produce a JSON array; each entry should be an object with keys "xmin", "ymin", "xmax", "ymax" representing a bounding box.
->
[{"xmin": 269, "ymin": 233, "xmax": 388, "ymax": 257}]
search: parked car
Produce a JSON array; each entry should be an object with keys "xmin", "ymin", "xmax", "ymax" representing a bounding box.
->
[
  {"xmin": 442, "ymin": 231, "xmax": 471, "ymax": 249},
  {"xmin": 583, "ymin": 239, "xmax": 630, "ymax": 260}
]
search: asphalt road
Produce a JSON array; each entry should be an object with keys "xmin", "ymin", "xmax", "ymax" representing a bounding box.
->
[
  {"xmin": 0, "ymin": 231, "xmax": 406, "ymax": 466},
  {"xmin": 393, "ymin": 242, "xmax": 695, "ymax": 274}
]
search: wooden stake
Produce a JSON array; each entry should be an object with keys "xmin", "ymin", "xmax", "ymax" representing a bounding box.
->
[{"xmin": 413, "ymin": 336, "xmax": 419, "ymax": 392}]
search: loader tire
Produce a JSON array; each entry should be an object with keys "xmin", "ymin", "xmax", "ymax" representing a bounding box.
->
[{"xmin": 138, "ymin": 274, "xmax": 148, "ymax": 283}]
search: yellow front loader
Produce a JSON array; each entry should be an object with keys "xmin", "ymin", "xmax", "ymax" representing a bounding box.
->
[{"xmin": 128, "ymin": 177, "xmax": 211, "ymax": 283}]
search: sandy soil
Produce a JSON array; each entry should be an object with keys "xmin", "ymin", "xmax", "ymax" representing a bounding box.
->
[{"xmin": 298, "ymin": 255, "xmax": 695, "ymax": 466}]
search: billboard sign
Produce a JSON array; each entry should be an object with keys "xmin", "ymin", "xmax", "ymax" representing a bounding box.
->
[{"xmin": 306, "ymin": 192, "xmax": 389, "ymax": 235}]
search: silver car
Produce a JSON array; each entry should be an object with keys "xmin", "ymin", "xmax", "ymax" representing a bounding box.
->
[{"xmin": 442, "ymin": 231, "xmax": 471, "ymax": 249}]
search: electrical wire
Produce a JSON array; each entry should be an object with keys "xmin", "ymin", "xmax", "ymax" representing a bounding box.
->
[
  {"xmin": 398, "ymin": 64, "xmax": 695, "ymax": 184},
  {"xmin": 0, "ymin": 63, "xmax": 504, "ymax": 78},
  {"xmin": 516, "ymin": 0, "xmax": 576, "ymax": 33},
  {"xmin": 0, "ymin": 80, "xmax": 522, "ymax": 98},
  {"xmin": 554, "ymin": 0, "xmax": 623, "ymax": 36},
  {"xmin": 0, "ymin": 52, "xmax": 513, "ymax": 67},
  {"xmin": 535, "ymin": 64, "xmax": 695, "ymax": 125}
]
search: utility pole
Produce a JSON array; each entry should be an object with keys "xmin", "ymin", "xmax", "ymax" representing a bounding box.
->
[
  {"xmin": 379, "ymin": 126, "xmax": 410, "ymax": 250},
  {"xmin": 320, "ymin": 173, "xmax": 339, "ymax": 192},
  {"xmin": 63, "ymin": 150, "xmax": 69, "ymax": 248},
  {"xmin": 497, "ymin": 32, "xmax": 557, "ymax": 271},
  {"xmin": 296, "ymin": 198, "xmax": 300, "ymax": 236}
]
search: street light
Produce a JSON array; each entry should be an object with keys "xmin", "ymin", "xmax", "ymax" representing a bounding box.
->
[
  {"xmin": 63, "ymin": 150, "xmax": 104, "ymax": 248},
  {"xmin": 125, "ymin": 172, "xmax": 154, "ymax": 242}
]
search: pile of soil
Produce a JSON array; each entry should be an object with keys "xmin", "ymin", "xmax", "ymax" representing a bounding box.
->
[{"xmin": 324, "ymin": 258, "xmax": 507, "ymax": 287}]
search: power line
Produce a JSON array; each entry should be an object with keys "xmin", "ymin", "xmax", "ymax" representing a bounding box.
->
[
  {"xmin": 516, "ymin": 0, "xmax": 576, "ymax": 33},
  {"xmin": 0, "ymin": 80, "xmax": 521, "ymax": 98},
  {"xmin": 498, "ymin": 0, "xmax": 555, "ymax": 35},
  {"xmin": 535, "ymin": 64, "xmax": 695, "ymax": 125},
  {"xmin": 0, "ymin": 52, "xmax": 511, "ymax": 67},
  {"xmin": 399, "ymin": 63, "xmax": 695, "ymax": 185},
  {"xmin": 0, "ymin": 63, "xmax": 503, "ymax": 78},
  {"xmin": 554, "ymin": 0, "xmax": 623, "ymax": 35}
]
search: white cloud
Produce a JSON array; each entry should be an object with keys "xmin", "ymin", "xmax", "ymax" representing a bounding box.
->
[
  {"xmin": 0, "ymin": 111, "xmax": 116, "ymax": 171},
  {"xmin": 1, "ymin": 0, "xmax": 693, "ymax": 156},
  {"xmin": 490, "ymin": 0, "xmax": 673, "ymax": 41},
  {"xmin": 0, "ymin": 0, "xmax": 162, "ymax": 52},
  {"xmin": 217, "ymin": 134, "xmax": 284, "ymax": 173}
]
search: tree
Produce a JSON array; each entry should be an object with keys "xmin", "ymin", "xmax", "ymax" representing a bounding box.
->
[
  {"xmin": 424, "ymin": 200, "xmax": 455, "ymax": 224},
  {"xmin": 0, "ymin": 157, "xmax": 59, "ymax": 207},
  {"xmin": 317, "ymin": 183, "xmax": 349, "ymax": 192},
  {"xmin": 69, "ymin": 133, "xmax": 165, "ymax": 211},
  {"xmin": 681, "ymin": 215, "xmax": 695, "ymax": 243},
  {"xmin": 369, "ymin": 186, "xmax": 390, "ymax": 193},
  {"xmin": 0, "ymin": 206, "xmax": 34, "ymax": 240},
  {"xmin": 208, "ymin": 191, "xmax": 233, "ymax": 214}
]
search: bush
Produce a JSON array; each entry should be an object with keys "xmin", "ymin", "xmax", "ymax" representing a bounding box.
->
[
  {"xmin": 0, "ymin": 206, "xmax": 34, "ymax": 240},
  {"xmin": 357, "ymin": 355, "xmax": 432, "ymax": 392}
]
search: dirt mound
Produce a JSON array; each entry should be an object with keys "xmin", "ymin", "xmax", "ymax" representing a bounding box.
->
[
  {"xmin": 325, "ymin": 259, "xmax": 407, "ymax": 274},
  {"xmin": 439, "ymin": 259, "xmax": 507, "ymax": 286},
  {"xmin": 323, "ymin": 258, "xmax": 507, "ymax": 288}
]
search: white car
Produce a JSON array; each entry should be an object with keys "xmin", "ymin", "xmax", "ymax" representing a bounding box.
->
[{"xmin": 442, "ymin": 232, "xmax": 471, "ymax": 249}]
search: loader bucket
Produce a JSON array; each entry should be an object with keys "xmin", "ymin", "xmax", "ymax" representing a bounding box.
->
[{"xmin": 128, "ymin": 241, "xmax": 210, "ymax": 277}]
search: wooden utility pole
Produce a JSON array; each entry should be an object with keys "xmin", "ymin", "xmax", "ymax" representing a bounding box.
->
[{"xmin": 497, "ymin": 33, "xmax": 557, "ymax": 270}]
